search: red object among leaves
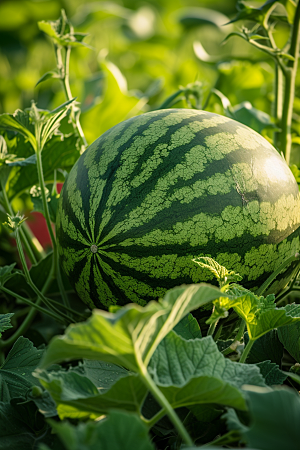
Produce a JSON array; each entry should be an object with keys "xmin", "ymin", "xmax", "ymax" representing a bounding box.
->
[{"xmin": 26, "ymin": 182, "xmax": 64, "ymax": 250}]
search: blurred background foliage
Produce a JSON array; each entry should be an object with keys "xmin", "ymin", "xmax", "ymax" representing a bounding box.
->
[{"xmin": 2, "ymin": 0, "xmax": 297, "ymax": 150}]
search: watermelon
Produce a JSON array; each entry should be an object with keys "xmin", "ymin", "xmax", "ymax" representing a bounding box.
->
[{"xmin": 56, "ymin": 109, "xmax": 300, "ymax": 309}]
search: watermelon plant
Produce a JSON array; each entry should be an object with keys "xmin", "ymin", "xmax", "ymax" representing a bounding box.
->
[{"xmin": 0, "ymin": 1, "xmax": 300, "ymax": 449}]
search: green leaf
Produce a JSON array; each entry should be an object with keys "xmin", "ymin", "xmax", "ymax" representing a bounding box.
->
[
  {"xmin": 50, "ymin": 410, "xmax": 155, "ymax": 450},
  {"xmin": 74, "ymin": 360, "xmax": 128, "ymax": 392},
  {"xmin": 38, "ymin": 283, "xmax": 223, "ymax": 372},
  {"xmin": 215, "ymin": 289, "xmax": 300, "ymax": 340},
  {"xmin": 177, "ymin": 7, "xmax": 230, "ymax": 29},
  {"xmin": 0, "ymin": 337, "xmax": 43, "ymax": 402},
  {"xmin": 227, "ymin": 0, "xmax": 279, "ymax": 24},
  {"xmin": 282, "ymin": 370, "xmax": 300, "ymax": 385},
  {"xmin": 38, "ymin": 10, "xmax": 90, "ymax": 49},
  {"xmin": 7, "ymin": 133, "xmax": 79, "ymax": 200},
  {"xmin": 231, "ymin": 101, "xmax": 277, "ymax": 133},
  {"xmin": 173, "ymin": 313, "xmax": 202, "ymax": 340},
  {"xmin": 242, "ymin": 387, "xmax": 300, "ymax": 450},
  {"xmin": 37, "ymin": 370, "xmax": 147, "ymax": 419},
  {"xmin": 0, "ymin": 111, "xmax": 36, "ymax": 150},
  {"xmin": 4, "ymin": 252, "xmax": 53, "ymax": 299},
  {"xmin": 0, "ymin": 398, "xmax": 64, "ymax": 450},
  {"xmin": 149, "ymin": 332, "xmax": 265, "ymax": 411},
  {"xmin": 245, "ymin": 330, "xmax": 284, "ymax": 365},
  {"xmin": 35, "ymin": 70, "xmax": 61, "ymax": 87},
  {"xmin": 7, "ymin": 153, "xmax": 36, "ymax": 167},
  {"xmin": 81, "ymin": 61, "xmax": 142, "ymax": 143},
  {"xmin": 278, "ymin": 319, "xmax": 300, "ymax": 362},
  {"xmin": 0, "ymin": 263, "xmax": 22, "ymax": 286},
  {"xmin": 26, "ymin": 387, "xmax": 58, "ymax": 418},
  {"xmin": 37, "ymin": 99, "xmax": 75, "ymax": 150},
  {"xmin": 256, "ymin": 361, "xmax": 287, "ymax": 385},
  {"xmin": 0, "ymin": 313, "xmax": 14, "ymax": 338},
  {"xmin": 188, "ymin": 403, "xmax": 223, "ymax": 423},
  {"xmin": 193, "ymin": 256, "xmax": 242, "ymax": 286},
  {"xmin": 284, "ymin": 0, "xmax": 297, "ymax": 23}
]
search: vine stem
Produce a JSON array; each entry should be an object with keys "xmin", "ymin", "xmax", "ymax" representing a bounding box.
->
[
  {"xmin": 0, "ymin": 287, "xmax": 64, "ymax": 331},
  {"xmin": 35, "ymin": 143, "xmax": 70, "ymax": 309},
  {"xmin": 55, "ymin": 44, "xmax": 87, "ymax": 150},
  {"xmin": 281, "ymin": 0, "xmax": 300, "ymax": 164},
  {"xmin": 0, "ymin": 268, "xmax": 54, "ymax": 351},
  {"xmin": 0, "ymin": 179, "xmax": 42, "ymax": 265},
  {"xmin": 139, "ymin": 366, "xmax": 193, "ymax": 446},
  {"xmin": 141, "ymin": 408, "xmax": 167, "ymax": 429},
  {"xmin": 240, "ymin": 338, "xmax": 254, "ymax": 364},
  {"xmin": 14, "ymin": 227, "xmax": 71, "ymax": 323},
  {"xmin": 222, "ymin": 319, "xmax": 245, "ymax": 356}
]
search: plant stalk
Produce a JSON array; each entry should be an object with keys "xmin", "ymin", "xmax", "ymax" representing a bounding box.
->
[
  {"xmin": 0, "ymin": 266, "xmax": 55, "ymax": 351},
  {"xmin": 55, "ymin": 44, "xmax": 87, "ymax": 150},
  {"xmin": 0, "ymin": 179, "xmax": 42, "ymax": 265},
  {"xmin": 280, "ymin": 0, "xmax": 300, "ymax": 164},
  {"xmin": 35, "ymin": 145, "xmax": 70, "ymax": 309},
  {"xmin": 223, "ymin": 319, "xmax": 245, "ymax": 355},
  {"xmin": 14, "ymin": 228, "xmax": 71, "ymax": 322},
  {"xmin": 142, "ymin": 408, "xmax": 167, "ymax": 429},
  {"xmin": 240, "ymin": 337, "xmax": 254, "ymax": 364},
  {"xmin": 139, "ymin": 368, "xmax": 193, "ymax": 446}
]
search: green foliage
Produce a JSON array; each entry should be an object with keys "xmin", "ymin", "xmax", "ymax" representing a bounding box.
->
[
  {"xmin": 0, "ymin": 337, "xmax": 43, "ymax": 402},
  {"xmin": 49, "ymin": 410, "xmax": 155, "ymax": 450},
  {"xmin": 0, "ymin": 1, "xmax": 300, "ymax": 449}
]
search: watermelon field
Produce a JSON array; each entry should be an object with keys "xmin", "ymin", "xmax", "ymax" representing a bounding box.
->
[{"xmin": 1, "ymin": 0, "xmax": 300, "ymax": 448}]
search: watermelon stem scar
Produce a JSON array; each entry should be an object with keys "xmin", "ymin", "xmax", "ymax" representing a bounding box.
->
[{"xmin": 90, "ymin": 245, "xmax": 98, "ymax": 253}]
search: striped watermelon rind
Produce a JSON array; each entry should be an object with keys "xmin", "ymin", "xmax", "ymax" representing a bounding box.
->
[{"xmin": 56, "ymin": 109, "xmax": 300, "ymax": 309}]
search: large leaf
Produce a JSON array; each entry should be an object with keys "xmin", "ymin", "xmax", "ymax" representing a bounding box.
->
[
  {"xmin": 173, "ymin": 313, "xmax": 202, "ymax": 340},
  {"xmin": 37, "ymin": 370, "xmax": 147, "ymax": 420},
  {"xmin": 50, "ymin": 410, "xmax": 154, "ymax": 450},
  {"xmin": 0, "ymin": 337, "xmax": 43, "ymax": 401},
  {"xmin": 0, "ymin": 398, "xmax": 64, "ymax": 450},
  {"xmin": 74, "ymin": 360, "xmax": 128, "ymax": 392},
  {"xmin": 244, "ymin": 330, "xmax": 284, "ymax": 365},
  {"xmin": 0, "ymin": 111, "xmax": 36, "ymax": 150},
  {"xmin": 235, "ymin": 387, "xmax": 300, "ymax": 450},
  {"xmin": 149, "ymin": 332, "xmax": 265, "ymax": 411},
  {"xmin": 38, "ymin": 284, "xmax": 223, "ymax": 372},
  {"xmin": 256, "ymin": 361, "xmax": 287, "ymax": 385},
  {"xmin": 278, "ymin": 308, "xmax": 300, "ymax": 362},
  {"xmin": 7, "ymin": 133, "xmax": 79, "ymax": 200},
  {"xmin": 81, "ymin": 61, "xmax": 142, "ymax": 143}
]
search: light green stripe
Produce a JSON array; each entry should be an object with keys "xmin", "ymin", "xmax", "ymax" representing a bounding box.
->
[
  {"xmin": 60, "ymin": 207, "xmax": 91, "ymax": 246},
  {"xmin": 98, "ymin": 126, "xmax": 271, "ymax": 245},
  {"xmin": 93, "ymin": 258, "xmax": 116, "ymax": 307},
  {"xmin": 117, "ymin": 194, "xmax": 300, "ymax": 249},
  {"xmin": 66, "ymin": 163, "xmax": 92, "ymax": 242},
  {"xmin": 103, "ymin": 234, "xmax": 300, "ymax": 294},
  {"xmin": 60, "ymin": 246, "xmax": 88, "ymax": 275}
]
